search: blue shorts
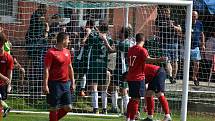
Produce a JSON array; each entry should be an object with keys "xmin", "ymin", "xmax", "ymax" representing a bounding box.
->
[
  {"xmin": 162, "ymin": 43, "xmax": 178, "ymax": 62},
  {"xmin": 0, "ymin": 85, "xmax": 8, "ymax": 100},
  {"xmin": 147, "ymin": 67, "xmax": 166, "ymax": 93},
  {"xmin": 190, "ymin": 47, "xmax": 201, "ymax": 61},
  {"xmin": 128, "ymin": 81, "xmax": 145, "ymax": 98},
  {"xmin": 47, "ymin": 81, "xmax": 72, "ymax": 109}
]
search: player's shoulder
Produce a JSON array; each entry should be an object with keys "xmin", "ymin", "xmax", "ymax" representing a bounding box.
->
[{"xmin": 4, "ymin": 51, "xmax": 12, "ymax": 58}]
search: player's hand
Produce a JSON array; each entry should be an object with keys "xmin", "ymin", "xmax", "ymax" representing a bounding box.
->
[
  {"xmin": 20, "ymin": 67, "xmax": 25, "ymax": 76},
  {"xmin": 85, "ymin": 28, "xmax": 92, "ymax": 34},
  {"xmin": 43, "ymin": 85, "xmax": 49, "ymax": 95},
  {"xmin": 99, "ymin": 33, "xmax": 107, "ymax": 41},
  {"xmin": 70, "ymin": 81, "xmax": 76, "ymax": 93},
  {"xmin": 159, "ymin": 56, "xmax": 168, "ymax": 62},
  {"xmin": 7, "ymin": 84, "xmax": 12, "ymax": 93}
]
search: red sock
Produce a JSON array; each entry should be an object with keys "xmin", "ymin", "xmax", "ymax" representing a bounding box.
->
[
  {"xmin": 146, "ymin": 96, "xmax": 154, "ymax": 115},
  {"xmin": 49, "ymin": 111, "xmax": 58, "ymax": 121},
  {"xmin": 159, "ymin": 95, "xmax": 170, "ymax": 114},
  {"xmin": 129, "ymin": 99, "xmax": 139, "ymax": 120},
  {"xmin": 126, "ymin": 100, "xmax": 132, "ymax": 119},
  {"xmin": 58, "ymin": 108, "xmax": 68, "ymax": 120}
]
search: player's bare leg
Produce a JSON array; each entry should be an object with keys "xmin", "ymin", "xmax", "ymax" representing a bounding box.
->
[{"xmin": 193, "ymin": 61, "xmax": 200, "ymax": 86}]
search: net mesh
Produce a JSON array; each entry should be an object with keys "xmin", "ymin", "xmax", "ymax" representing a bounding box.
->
[{"xmin": 0, "ymin": 0, "xmax": 214, "ymax": 120}]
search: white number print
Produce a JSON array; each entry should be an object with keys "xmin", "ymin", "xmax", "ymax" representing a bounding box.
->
[{"xmin": 129, "ymin": 56, "xmax": 137, "ymax": 67}]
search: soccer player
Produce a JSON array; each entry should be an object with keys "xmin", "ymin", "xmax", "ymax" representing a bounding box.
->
[
  {"xmin": 74, "ymin": 20, "xmax": 95, "ymax": 96},
  {"xmin": 43, "ymin": 32, "xmax": 75, "ymax": 121},
  {"xmin": 191, "ymin": 11, "xmax": 205, "ymax": 86},
  {"xmin": 0, "ymin": 32, "xmax": 14, "ymax": 118},
  {"xmin": 126, "ymin": 33, "xmax": 166, "ymax": 121},
  {"xmin": 111, "ymin": 26, "xmax": 135, "ymax": 113},
  {"xmin": 142, "ymin": 64, "xmax": 172, "ymax": 121},
  {"xmin": 85, "ymin": 20, "xmax": 114, "ymax": 114}
]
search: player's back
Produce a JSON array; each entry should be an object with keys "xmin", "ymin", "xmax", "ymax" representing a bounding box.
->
[
  {"xmin": 144, "ymin": 64, "xmax": 160, "ymax": 83},
  {"xmin": 127, "ymin": 45, "xmax": 149, "ymax": 81}
]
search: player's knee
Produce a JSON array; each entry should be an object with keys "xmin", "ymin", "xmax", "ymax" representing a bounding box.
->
[
  {"xmin": 63, "ymin": 104, "xmax": 72, "ymax": 112},
  {"xmin": 156, "ymin": 92, "xmax": 164, "ymax": 98},
  {"xmin": 145, "ymin": 90, "xmax": 154, "ymax": 97}
]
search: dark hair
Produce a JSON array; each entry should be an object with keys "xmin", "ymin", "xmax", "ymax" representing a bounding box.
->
[
  {"xmin": 86, "ymin": 20, "xmax": 95, "ymax": 29},
  {"xmin": 38, "ymin": 4, "xmax": 47, "ymax": 10},
  {"xmin": 99, "ymin": 20, "xmax": 109, "ymax": 33},
  {"xmin": 57, "ymin": 32, "xmax": 69, "ymax": 43},
  {"xmin": 51, "ymin": 14, "xmax": 61, "ymax": 20},
  {"xmin": 135, "ymin": 33, "xmax": 145, "ymax": 43},
  {"xmin": 120, "ymin": 26, "xmax": 133, "ymax": 39},
  {"xmin": 0, "ymin": 32, "xmax": 8, "ymax": 43},
  {"xmin": 38, "ymin": 4, "xmax": 47, "ymax": 15}
]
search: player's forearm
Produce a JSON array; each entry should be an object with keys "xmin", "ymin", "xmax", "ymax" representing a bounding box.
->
[
  {"xmin": 0, "ymin": 73, "xmax": 6, "ymax": 81},
  {"xmin": 7, "ymin": 70, "xmax": 12, "ymax": 84},
  {"xmin": 145, "ymin": 57, "xmax": 166, "ymax": 64},
  {"xmin": 201, "ymin": 32, "xmax": 205, "ymax": 47},
  {"xmin": 146, "ymin": 58, "xmax": 160, "ymax": 63},
  {"xmin": 68, "ymin": 64, "xmax": 75, "ymax": 83},
  {"xmin": 43, "ymin": 68, "xmax": 49, "ymax": 86},
  {"xmin": 103, "ymin": 38, "xmax": 115, "ymax": 52}
]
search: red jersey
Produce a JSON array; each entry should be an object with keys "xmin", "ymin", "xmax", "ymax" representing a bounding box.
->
[
  {"xmin": 44, "ymin": 48, "xmax": 73, "ymax": 82},
  {"xmin": 144, "ymin": 64, "xmax": 160, "ymax": 83},
  {"xmin": 127, "ymin": 45, "xmax": 149, "ymax": 81},
  {"xmin": 0, "ymin": 51, "xmax": 14, "ymax": 86}
]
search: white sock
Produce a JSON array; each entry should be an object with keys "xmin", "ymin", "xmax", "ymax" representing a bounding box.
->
[
  {"xmin": 111, "ymin": 91, "xmax": 118, "ymax": 108},
  {"xmin": 80, "ymin": 74, "xmax": 86, "ymax": 89},
  {"xmin": 92, "ymin": 91, "xmax": 98, "ymax": 108},
  {"xmin": 126, "ymin": 118, "xmax": 130, "ymax": 121},
  {"xmin": 101, "ymin": 91, "xmax": 107, "ymax": 109},
  {"xmin": 130, "ymin": 120, "xmax": 135, "ymax": 121},
  {"xmin": 165, "ymin": 114, "xmax": 171, "ymax": 118},
  {"xmin": 147, "ymin": 115, "xmax": 153, "ymax": 119},
  {"xmin": 123, "ymin": 95, "xmax": 129, "ymax": 111}
]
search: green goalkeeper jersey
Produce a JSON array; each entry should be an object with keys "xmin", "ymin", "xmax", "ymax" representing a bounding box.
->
[{"xmin": 86, "ymin": 31, "xmax": 113, "ymax": 73}]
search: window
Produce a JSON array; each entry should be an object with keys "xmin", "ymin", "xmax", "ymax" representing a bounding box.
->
[{"xmin": 0, "ymin": 0, "xmax": 18, "ymax": 23}]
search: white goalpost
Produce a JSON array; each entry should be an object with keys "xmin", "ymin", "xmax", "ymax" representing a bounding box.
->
[{"xmin": 78, "ymin": 1, "xmax": 193, "ymax": 121}]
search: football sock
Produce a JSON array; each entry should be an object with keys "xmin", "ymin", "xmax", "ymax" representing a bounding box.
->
[
  {"xmin": 146, "ymin": 96, "xmax": 154, "ymax": 115},
  {"xmin": 101, "ymin": 91, "xmax": 107, "ymax": 109},
  {"xmin": 123, "ymin": 94, "xmax": 129, "ymax": 112},
  {"xmin": 49, "ymin": 111, "xmax": 58, "ymax": 121},
  {"xmin": 1, "ymin": 100, "xmax": 8, "ymax": 109},
  {"xmin": 92, "ymin": 91, "xmax": 98, "ymax": 109},
  {"xmin": 111, "ymin": 91, "xmax": 118, "ymax": 108},
  {"xmin": 127, "ymin": 99, "xmax": 139, "ymax": 120},
  {"xmin": 58, "ymin": 108, "xmax": 68, "ymax": 120},
  {"xmin": 80, "ymin": 74, "xmax": 86, "ymax": 89},
  {"xmin": 159, "ymin": 95, "xmax": 170, "ymax": 114}
]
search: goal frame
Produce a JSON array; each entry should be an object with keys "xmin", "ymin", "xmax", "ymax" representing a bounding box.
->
[{"xmin": 79, "ymin": 0, "xmax": 193, "ymax": 121}]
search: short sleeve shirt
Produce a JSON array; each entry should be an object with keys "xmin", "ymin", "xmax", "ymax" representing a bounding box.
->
[
  {"xmin": 191, "ymin": 20, "xmax": 203, "ymax": 48},
  {"xmin": 44, "ymin": 48, "xmax": 72, "ymax": 82},
  {"xmin": 0, "ymin": 52, "xmax": 14, "ymax": 86},
  {"xmin": 127, "ymin": 45, "xmax": 149, "ymax": 81}
]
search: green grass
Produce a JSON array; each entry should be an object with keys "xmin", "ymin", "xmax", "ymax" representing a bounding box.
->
[{"xmin": 2, "ymin": 112, "xmax": 215, "ymax": 121}]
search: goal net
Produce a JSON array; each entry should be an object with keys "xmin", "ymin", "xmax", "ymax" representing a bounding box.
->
[{"xmin": 0, "ymin": 0, "xmax": 214, "ymax": 120}]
